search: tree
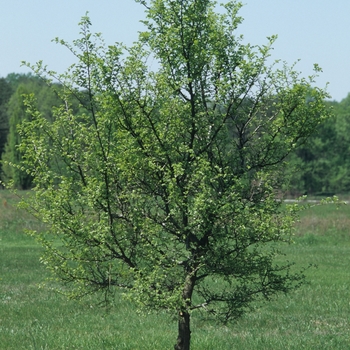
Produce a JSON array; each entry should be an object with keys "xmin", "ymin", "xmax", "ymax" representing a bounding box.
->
[
  {"xmin": 0, "ymin": 73, "xmax": 48, "ymax": 183},
  {"xmin": 288, "ymin": 113, "xmax": 337, "ymax": 195},
  {"xmin": 1, "ymin": 83, "xmax": 35, "ymax": 189},
  {"xmin": 0, "ymin": 77, "xmax": 14, "ymax": 178},
  {"xmin": 330, "ymin": 95, "xmax": 350, "ymax": 193},
  {"xmin": 288, "ymin": 95, "xmax": 350, "ymax": 196},
  {"xmin": 1, "ymin": 78, "xmax": 63, "ymax": 189},
  {"xmin": 17, "ymin": 1, "xmax": 330, "ymax": 349}
]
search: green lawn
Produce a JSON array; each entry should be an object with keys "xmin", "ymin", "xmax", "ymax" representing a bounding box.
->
[{"xmin": 1, "ymin": 191, "xmax": 349, "ymax": 349}]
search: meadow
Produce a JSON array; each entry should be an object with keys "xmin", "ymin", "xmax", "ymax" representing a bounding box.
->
[{"xmin": 0, "ymin": 190, "xmax": 349, "ymax": 349}]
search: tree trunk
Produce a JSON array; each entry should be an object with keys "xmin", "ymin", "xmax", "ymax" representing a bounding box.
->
[
  {"xmin": 174, "ymin": 311, "xmax": 191, "ymax": 350},
  {"xmin": 174, "ymin": 269, "xmax": 197, "ymax": 350}
]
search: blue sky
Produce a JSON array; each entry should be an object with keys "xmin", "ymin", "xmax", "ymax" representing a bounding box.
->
[{"xmin": 1, "ymin": 0, "xmax": 349, "ymax": 101}]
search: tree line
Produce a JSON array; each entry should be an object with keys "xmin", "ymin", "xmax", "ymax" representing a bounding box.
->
[
  {"xmin": 0, "ymin": 73, "xmax": 82, "ymax": 189},
  {"xmin": 289, "ymin": 95, "xmax": 350, "ymax": 195},
  {"xmin": 0, "ymin": 72, "xmax": 348, "ymax": 196}
]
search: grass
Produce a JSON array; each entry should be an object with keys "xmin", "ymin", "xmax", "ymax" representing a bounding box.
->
[{"xmin": 1, "ymin": 190, "xmax": 350, "ymax": 349}]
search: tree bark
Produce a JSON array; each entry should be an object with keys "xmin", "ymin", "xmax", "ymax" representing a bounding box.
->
[
  {"xmin": 174, "ymin": 311, "xmax": 191, "ymax": 350},
  {"xmin": 174, "ymin": 270, "xmax": 197, "ymax": 350}
]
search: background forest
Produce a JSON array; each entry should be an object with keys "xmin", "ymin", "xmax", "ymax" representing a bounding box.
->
[{"xmin": 0, "ymin": 72, "xmax": 349, "ymax": 196}]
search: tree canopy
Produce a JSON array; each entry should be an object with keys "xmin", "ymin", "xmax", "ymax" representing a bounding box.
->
[{"xmin": 14, "ymin": 1, "xmax": 330, "ymax": 349}]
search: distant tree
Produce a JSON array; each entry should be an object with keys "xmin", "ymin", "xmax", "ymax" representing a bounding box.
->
[
  {"xmin": 289, "ymin": 95, "xmax": 350, "ymax": 196},
  {"xmin": 0, "ymin": 77, "xmax": 13, "ymax": 125},
  {"xmin": 1, "ymin": 83, "xmax": 35, "ymax": 189},
  {"xmin": 17, "ymin": 1, "xmax": 330, "ymax": 349},
  {"xmin": 5, "ymin": 72, "xmax": 40, "ymax": 91},
  {"xmin": 1, "ymin": 79, "xmax": 62, "ymax": 189},
  {"xmin": 0, "ymin": 73, "xmax": 45, "ymax": 181},
  {"xmin": 0, "ymin": 77, "xmax": 14, "ymax": 172},
  {"xmin": 288, "ymin": 114, "xmax": 336, "ymax": 195},
  {"xmin": 331, "ymin": 94, "xmax": 350, "ymax": 192}
]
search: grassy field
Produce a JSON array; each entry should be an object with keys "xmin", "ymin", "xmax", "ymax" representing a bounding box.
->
[{"xmin": 1, "ymin": 191, "xmax": 349, "ymax": 349}]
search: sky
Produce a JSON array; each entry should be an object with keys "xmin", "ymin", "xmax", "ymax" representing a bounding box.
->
[{"xmin": 1, "ymin": 0, "xmax": 349, "ymax": 101}]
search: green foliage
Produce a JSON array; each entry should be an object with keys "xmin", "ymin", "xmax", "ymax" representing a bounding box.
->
[
  {"xmin": 2, "ymin": 84, "xmax": 34, "ymax": 189},
  {"xmin": 289, "ymin": 94, "xmax": 350, "ymax": 195},
  {"xmin": 1, "ymin": 78, "xmax": 63, "ymax": 189},
  {"xmin": 17, "ymin": 1, "xmax": 330, "ymax": 348},
  {"xmin": 0, "ymin": 73, "xmax": 43, "ymax": 175},
  {"xmin": 0, "ymin": 77, "xmax": 14, "ymax": 127},
  {"xmin": 0, "ymin": 77, "xmax": 14, "ymax": 174}
]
